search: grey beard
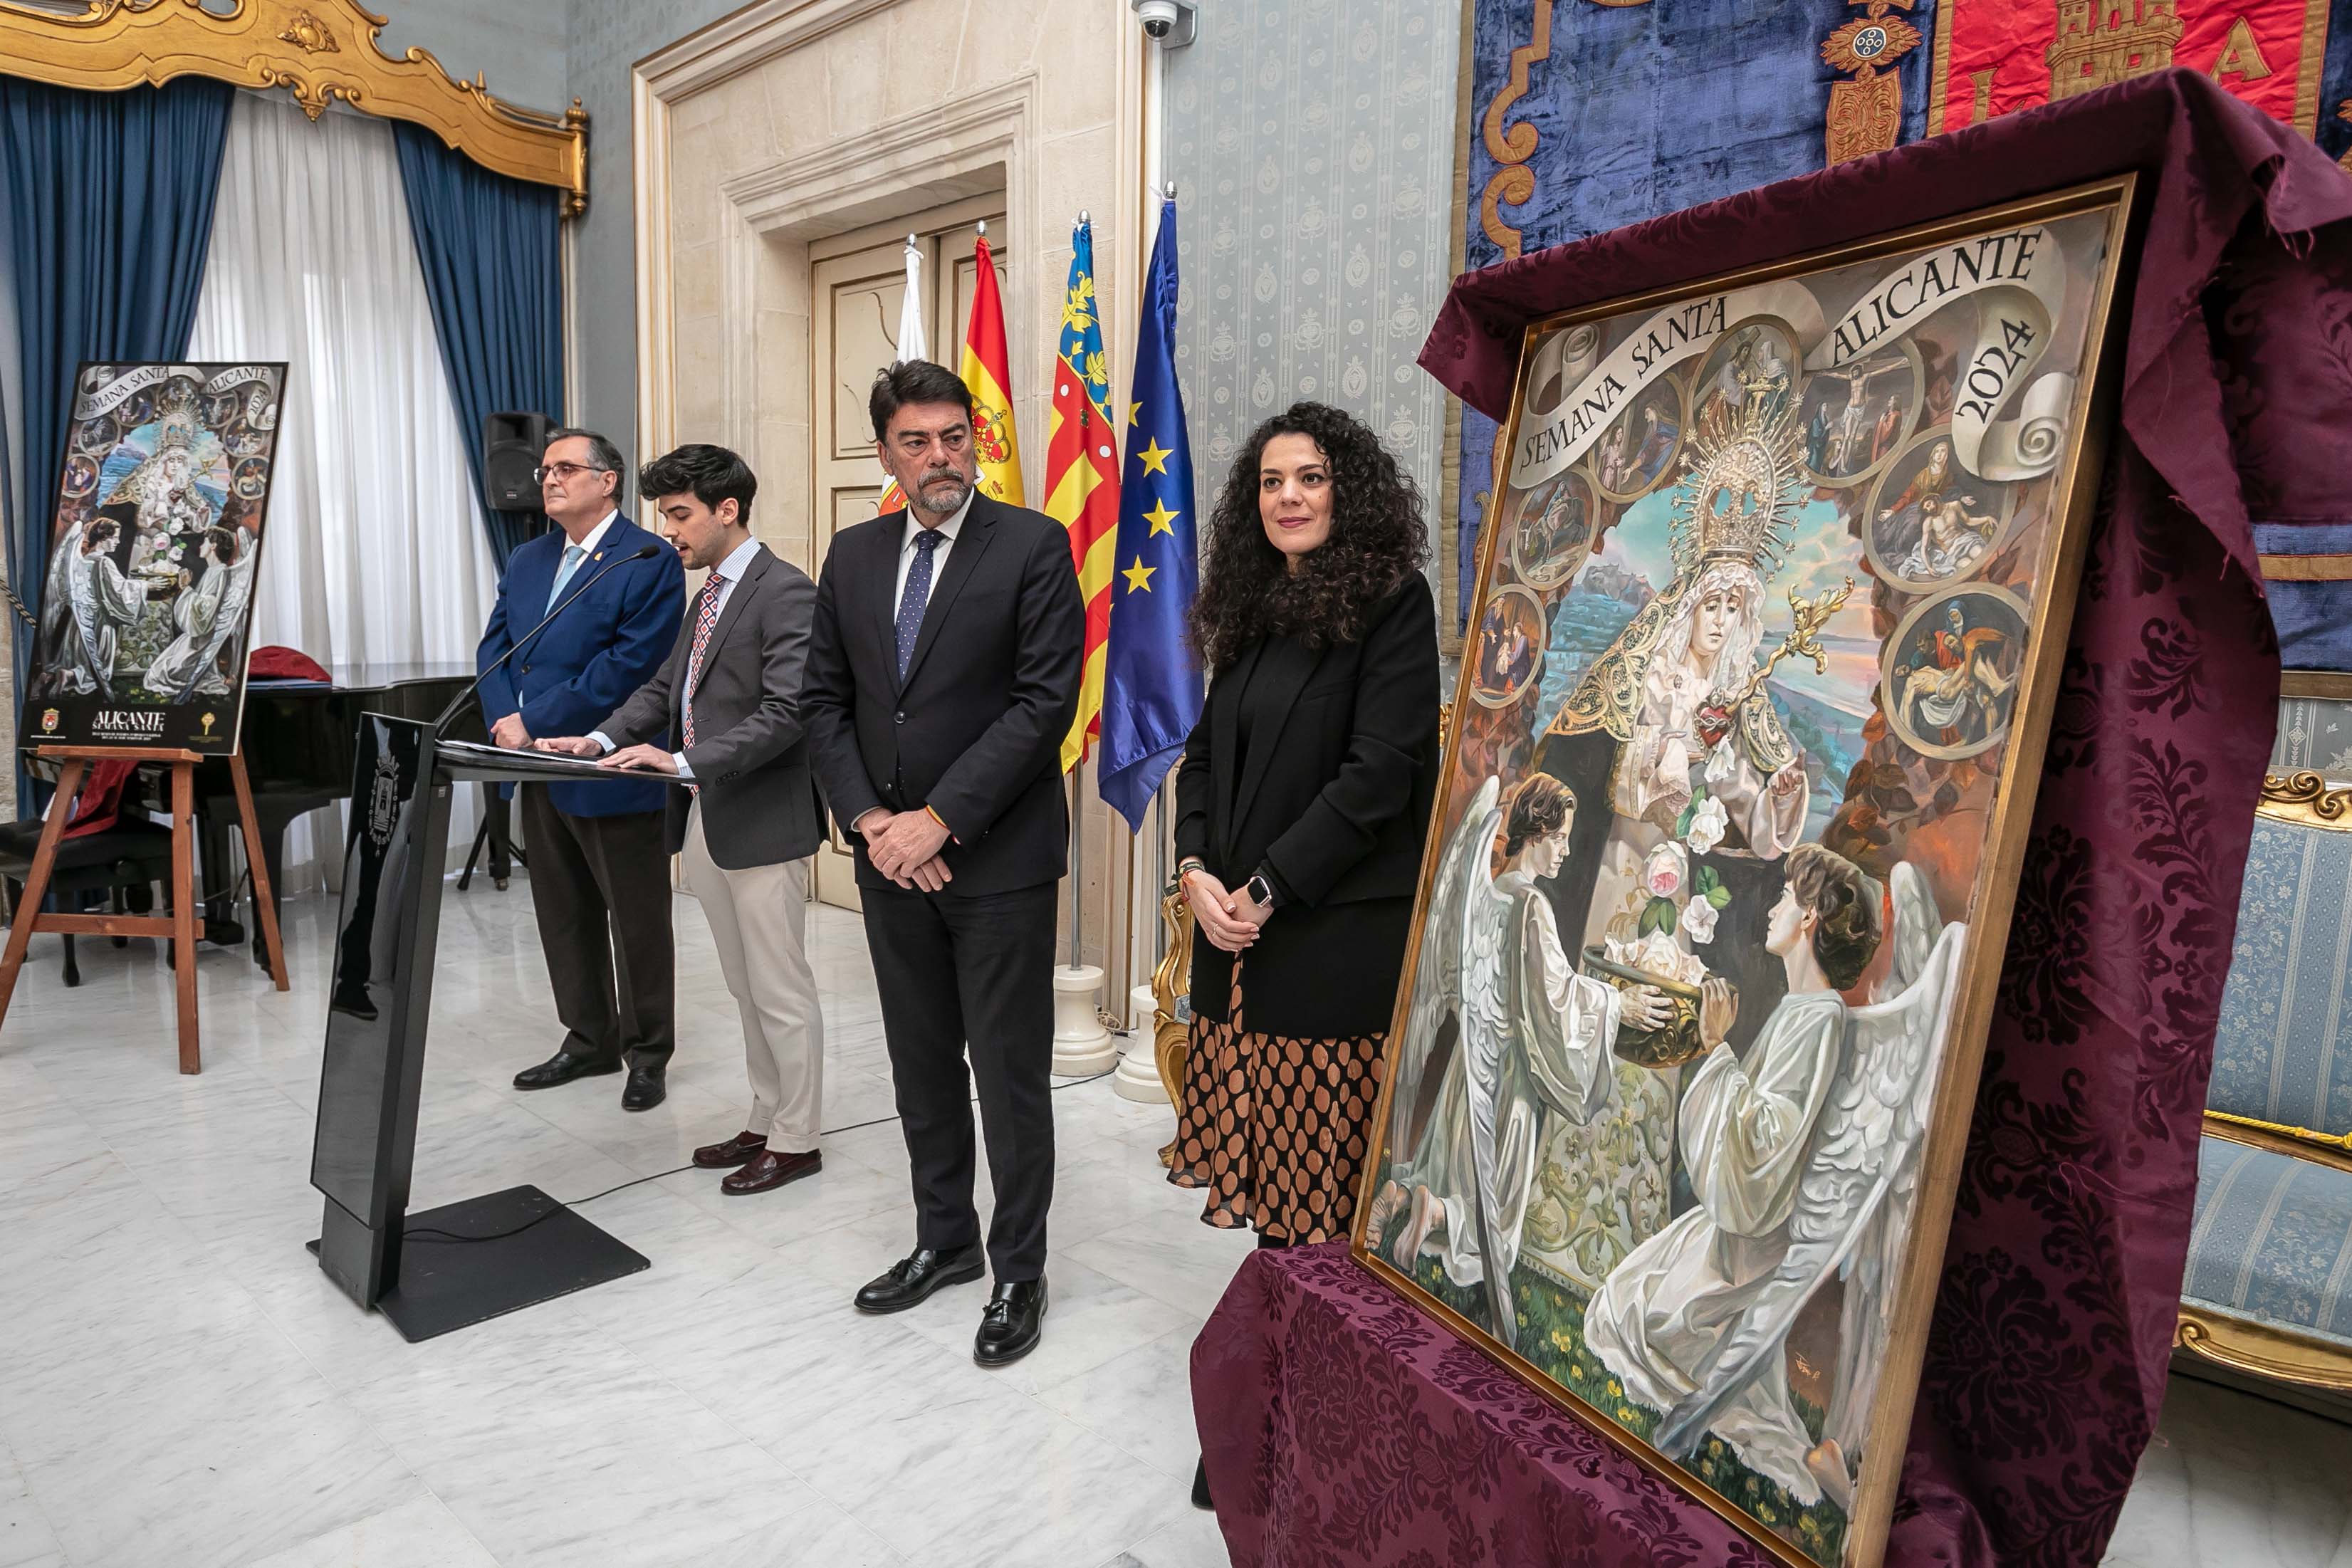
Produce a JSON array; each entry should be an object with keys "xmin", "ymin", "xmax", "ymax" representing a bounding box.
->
[{"xmin": 914, "ymin": 475, "xmax": 971, "ymax": 515}]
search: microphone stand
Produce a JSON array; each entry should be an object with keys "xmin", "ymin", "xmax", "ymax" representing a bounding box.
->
[{"xmin": 431, "ymin": 543, "xmax": 663, "ymax": 737}]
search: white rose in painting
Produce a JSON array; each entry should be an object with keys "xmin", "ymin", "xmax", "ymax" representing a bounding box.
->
[
  {"xmin": 1684, "ymin": 795, "xmax": 1729, "ymax": 855},
  {"xmin": 1606, "ymin": 933, "xmax": 1707, "ymax": 987},
  {"xmin": 1681, "ymin": 897, "xmax": 1720, "ymax": 945},
  {"xmin": 1641, "ymin": 842, "xmax": 1686, "ymax": 899},
  {"xmin": 1704, "ymin": 738, "xmax": 1738, "ymax": 786}
]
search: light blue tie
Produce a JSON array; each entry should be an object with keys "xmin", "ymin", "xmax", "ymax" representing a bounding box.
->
[{"xmin": 545, "ymin": 543, "xmax": 587, "ymax": 616}]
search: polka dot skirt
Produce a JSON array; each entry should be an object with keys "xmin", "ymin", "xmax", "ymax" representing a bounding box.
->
[{"xmin": 1168, "ymin": 968, "xmax": 1386, "ymax": 1245}]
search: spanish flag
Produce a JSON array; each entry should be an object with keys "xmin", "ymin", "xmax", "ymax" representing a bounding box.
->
[
  {"xmin": 958, "ymin": 231, "xmax": 1024, "ymax": 506},
  {"xmin": 1045, "ymin": 217, "xmax": 1119, "ymax": 773}
]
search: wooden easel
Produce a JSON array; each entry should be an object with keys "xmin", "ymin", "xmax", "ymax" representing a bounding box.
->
[{"xmin": 0, "ymin": 744, "xmax": 287, "ymax": 1073}]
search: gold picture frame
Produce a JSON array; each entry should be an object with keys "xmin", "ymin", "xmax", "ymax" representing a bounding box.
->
[{"xmin": 1352, "ymin": 176, "xmax": 2141, "ymax": 1568}]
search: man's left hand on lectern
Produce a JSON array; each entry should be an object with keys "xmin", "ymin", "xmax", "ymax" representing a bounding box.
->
[{"xmin": 491, "ymin": 714, "xmax": 532, "ymax": 749}]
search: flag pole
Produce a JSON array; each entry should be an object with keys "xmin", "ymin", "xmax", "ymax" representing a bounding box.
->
[{"xmin": 1067, "ymin": 773, "xmax": 1082, "ymax": 970}]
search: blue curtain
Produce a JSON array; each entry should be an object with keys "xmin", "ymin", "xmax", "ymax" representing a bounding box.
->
[
  {"xmin": 393, "ymin": 124, "xmax": 564, "ymax": 570},
  {"xmin": 1, "ymin": 75, "xmax": 234, "ymax": 812}
]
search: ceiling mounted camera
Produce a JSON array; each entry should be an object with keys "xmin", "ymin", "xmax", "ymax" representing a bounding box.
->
[{"xmin": 1131, "ymin": 0, "xmax": 1197, "ymax": 48}]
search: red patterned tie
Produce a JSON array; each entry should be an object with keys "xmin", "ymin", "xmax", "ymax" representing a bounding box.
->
[{"xmin": 681, "ymin": 573, "xmax": 726, "ymax": 759}]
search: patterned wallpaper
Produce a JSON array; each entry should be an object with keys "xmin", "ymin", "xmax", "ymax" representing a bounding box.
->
[{"xmin": 1164, "ymin": 0, "xmax": 1462, "ymax": 538}]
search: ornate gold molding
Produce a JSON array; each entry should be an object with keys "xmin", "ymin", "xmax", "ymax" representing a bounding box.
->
[
  {"xmin": 2259, "ymin": 770, "xmax": 2352, "ymax": 829},
  {"xmin": 2176, "ymin": 1303, "xmax": 2352, "ymax": 1393},
  {"xmin": 0, "ymin": 0, "xmax": 587, "ymax": 214},
  {"xmin": 1152, "ymin": 885, "xmax": 1194, "ymax": 1169}
]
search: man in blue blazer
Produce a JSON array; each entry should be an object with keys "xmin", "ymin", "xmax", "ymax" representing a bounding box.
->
[{"xmin": 475, "ymin": 429, "xmax": 688, "ymax": 1112}]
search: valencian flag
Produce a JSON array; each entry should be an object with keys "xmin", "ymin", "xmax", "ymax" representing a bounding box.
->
[
  {"xmin": 958, "ymin": 229, "xmax": 1025, "ymax": 505},
  {"xmin": 876, "ymin": 235, "xmax": 926, "ymax": 516},
  {"xmin": 1045, "ymin": 216, "xmax": 1120, "ymax": 773},
  {"xmin": 1098, "ymin": 195, "xmax": 1199, "ymax": 831}
]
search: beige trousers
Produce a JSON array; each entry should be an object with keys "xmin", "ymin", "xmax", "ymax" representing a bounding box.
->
[{"xmin": 680, "ymin": 804, "xmax": 824, "ymax": 1151}]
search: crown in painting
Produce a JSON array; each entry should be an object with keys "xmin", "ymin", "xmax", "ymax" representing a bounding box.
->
[
  {"xmin": 155, "ymin": 380, "xmax": 202, "ymax": 450},
  {"xmin": 1666, "ymin": 384, "xmax": 1804, "ymax": 581}
]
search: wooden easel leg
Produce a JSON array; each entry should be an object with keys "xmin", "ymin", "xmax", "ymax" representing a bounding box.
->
[
  {"xmin": 0, "ymin": 760, "xmax": 88, "ymax": 1038},
  {"xmin": 169, "ymin": 763, "xmax": 201, "ymax": 1074},
  {"xmin": 229, "ymin": 754, "xmax": 289, "ymax": 991}
]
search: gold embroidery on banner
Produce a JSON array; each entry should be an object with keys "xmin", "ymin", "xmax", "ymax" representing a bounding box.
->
[
  {"xmin": 1822, "ymin": 2, "xmax": 1922, "ymax": 166},
  {"xmin": 2340, "ymin": 100, "xmax": 2352, "ymax": 172},
  {"xmin": 2047, "ymin": 0, "xmax": 2183, "ymax": 101},
  {"xmin": 1477, "ymin": 1, "xmax": 1557, "ymax": 259},
  {"xmin": 1970, "ymin": 67, "xmax": 1997, "ymax": 121},
  {"xmin": 2210, "ymin": 14, "xmax": 2275, "ymax": 84}
]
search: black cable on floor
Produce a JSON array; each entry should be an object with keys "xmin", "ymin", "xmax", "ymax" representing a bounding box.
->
[{"xmin": 402, "ymin": 1064, "xmax": 1122, "ymax": 1244}]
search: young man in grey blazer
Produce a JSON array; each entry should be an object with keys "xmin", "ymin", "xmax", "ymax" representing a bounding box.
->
[{"xmin": 538, "ymin": 444, "xmax": 830, "ymax": 1195}]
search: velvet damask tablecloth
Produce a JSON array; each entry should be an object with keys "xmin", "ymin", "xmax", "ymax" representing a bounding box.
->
[{"xmin": 1192, "ymin": 70, "xmax": 2352, "ymax": 1568}]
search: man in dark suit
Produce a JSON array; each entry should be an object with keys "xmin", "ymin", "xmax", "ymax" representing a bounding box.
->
[
  {"xmin": 538, "ymin": 444, "xmax": 829, "ymax": 1196},
  {"xmin": 476, "ymin": 428, "xmax": 686, "ymax": 1112},
  {"xmin": 803, "ymin": 360, "xmax": 1084, "ymax": 1366}
]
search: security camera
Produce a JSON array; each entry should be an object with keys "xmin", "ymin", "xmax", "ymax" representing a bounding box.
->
[{"xmin": 1131, "ymin": 0, "xmax": 1196, "ymax": 48}]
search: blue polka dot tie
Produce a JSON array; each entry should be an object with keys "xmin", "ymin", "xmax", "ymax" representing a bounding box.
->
[{"xmin": 895, "ymin": 528, "xmax": 941, "ymax": 682}]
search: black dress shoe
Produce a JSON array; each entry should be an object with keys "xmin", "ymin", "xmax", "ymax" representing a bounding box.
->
[
  {"xmin": 512, "ymin": 1050, "xmax": 622, "ymax": 1090},
  {"xmin": 621, "ymin": 1061, "xmax": 667, "ymax": 1112},
  {"xmin": 854, "ymin": 1244, "xmax": 985, "ymax": 1314},
  {"xmin": 973, "ymin": 1277, "xmax": 1047, "ymax": 1366},
  {"xmin": 1192, "ymin": 1457, "xmax": 1212, "ymax": 1511}
]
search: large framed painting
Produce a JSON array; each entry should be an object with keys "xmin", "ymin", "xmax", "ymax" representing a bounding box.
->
[
  {"xmin": 22, "ymin": 361, "xmax": 287, "ymax": 753},
  {"xmin": 1356, "ymin": 179, "xmax": 2136, "ymax": 1568}
]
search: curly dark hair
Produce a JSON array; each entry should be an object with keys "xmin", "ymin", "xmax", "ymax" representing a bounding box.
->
[
  {"xmin": 1502, "ymin": 774, "xmax": 1574, "ymax": 859},
  {"xmin": 1188, "ymin": 402, "xmax": 1429, "ymax": 671},
  {"xmin": 1784, "ymin": 842, "xmax": 1884, "ymax": 992}
]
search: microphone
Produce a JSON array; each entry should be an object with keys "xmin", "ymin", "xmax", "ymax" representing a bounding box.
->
[{"xmin": 432, "ymin": 543, "xmax": 664, "ymax": 736}]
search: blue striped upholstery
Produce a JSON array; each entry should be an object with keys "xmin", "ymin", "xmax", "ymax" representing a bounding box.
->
[
  {"xmin": 2185, "ymin": 1135, "xmax": 2352, "ymax": 1347},
  {"xmin": 2209, "ymin": 815, "xmax": 2352, "ymax": 1140}
]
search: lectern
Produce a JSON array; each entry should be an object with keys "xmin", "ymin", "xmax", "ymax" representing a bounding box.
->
[{"xmin": 308, "ymin": 714, "xmax": 681, "ymax": 1340}]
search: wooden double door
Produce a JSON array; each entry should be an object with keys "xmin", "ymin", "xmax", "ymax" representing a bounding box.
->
[{"xmin": 807, "ymin": 194, "xmax": 1010, "ymax": 909}]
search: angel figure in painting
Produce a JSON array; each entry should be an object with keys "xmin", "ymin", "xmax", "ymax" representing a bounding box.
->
[
  {"xmin": 1367, "ymin": 775, "xmax": 1676, "ymax": 1339},
  {"xmin": 53, "ymin": 519, "xmax": 147, "ymax": 699},
  {"xmin": 145, "ymin": 525, "xmax": 256, "ymax": 699},
  {"xmin": 1641, "ymin": 862, "xmax": 1965, "ymax": 1519},
  {"xmin": 1582, "ymin": 844, "xmax": 1901, "ymax": 1510}
]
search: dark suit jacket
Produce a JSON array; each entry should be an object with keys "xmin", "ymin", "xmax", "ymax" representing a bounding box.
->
[
  {"xmin": 803, "ymin": 493, "xmax": 1084, "ymax": 896},
  {"xmin": 594, "ymin": 543, "xmax": 824, "ymax": 871},
  {"xmin": 476, "ymin": 513, "xmax": 686, "ymax": 818},
  {"xmin": 1174, "ymin": 575, "xmax": 1442, "ymax": 1039}
]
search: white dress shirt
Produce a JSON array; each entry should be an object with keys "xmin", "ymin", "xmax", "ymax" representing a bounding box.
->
[
  {"xmin": 592, "ymin": 533, "xmax": 763, "ymax": 778},
  {"xmin": 892, "ymin": 489, "xmax": 973, "ymax": 611}
]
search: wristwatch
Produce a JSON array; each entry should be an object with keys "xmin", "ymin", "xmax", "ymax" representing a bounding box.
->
[{"xmin": 1244, "ymin": 872, "xmax": 1279, "ymax": 911}]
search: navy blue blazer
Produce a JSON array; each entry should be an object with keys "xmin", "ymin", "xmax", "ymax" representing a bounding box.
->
[{"xmin": 474, "ymin": 513, "xmax": 686, "ymax": 817}]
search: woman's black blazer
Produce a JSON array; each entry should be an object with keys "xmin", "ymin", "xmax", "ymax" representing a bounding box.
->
[{"xmin": 1172, "ymin": 575, "xmax": 1441, "ymax": 1039}]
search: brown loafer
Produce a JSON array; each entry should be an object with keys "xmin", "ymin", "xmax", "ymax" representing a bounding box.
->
[
  {"xmin": 693, "ymin": 1130, "xmax": 767, "ymax": 1169},
  {"xmin": 721, "ymin": 1148, "xmax": 822, "ymax": 1196}
]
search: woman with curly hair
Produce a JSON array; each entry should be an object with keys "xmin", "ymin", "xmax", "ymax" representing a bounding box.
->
[{"xmin": 1171, "ymin": 400, "xmax": 1441, "ymax": 1506}]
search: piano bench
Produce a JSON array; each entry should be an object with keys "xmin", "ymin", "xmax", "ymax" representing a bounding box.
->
[{"xmin": 0, "ymin": 819, "xmax": 176, "ymax": 987}]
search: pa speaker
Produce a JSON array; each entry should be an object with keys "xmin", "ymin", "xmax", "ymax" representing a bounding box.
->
[{"xmin": 484, "ymin": 412, "xmax": 556, "ymax": 511}]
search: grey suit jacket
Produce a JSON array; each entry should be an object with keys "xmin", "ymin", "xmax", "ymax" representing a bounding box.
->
[{"xmin": 596, "ymin": 543, "xmax": 825, "ymax": 871}]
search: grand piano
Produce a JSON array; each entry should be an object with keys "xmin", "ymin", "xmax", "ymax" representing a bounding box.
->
[{"xmin": 183, "ymin": 663, "xmax": 507, "ymax": 961}]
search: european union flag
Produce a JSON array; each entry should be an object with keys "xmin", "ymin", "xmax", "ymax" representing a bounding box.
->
[{"xmin": 1097, "ymin": 194, "xmax": 1199, "ymax": 832}]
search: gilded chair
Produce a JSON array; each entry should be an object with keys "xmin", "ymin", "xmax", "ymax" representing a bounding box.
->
[
  {"xmin": 2176, "ymin": 769, "xmax": 2352, "ymax": 1393},
  {"xmin": 1153, "ymin": 885, "xmax": 1195, "ymax": 1166}
]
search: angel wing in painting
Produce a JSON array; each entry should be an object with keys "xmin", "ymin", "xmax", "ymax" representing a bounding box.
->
[
  {"xmin": 1366, "ymin": 775, "xmax": 1648, "ymax": 1350},
  {"xmin": 1646, "ymin": 863, "xmax": 1964, "ymax": 1513}
]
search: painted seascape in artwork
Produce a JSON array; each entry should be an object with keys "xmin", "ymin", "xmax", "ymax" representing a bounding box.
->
[{"xmin": 1358, "ymin": 191, "xmax": 2131, "ymax": 1567}]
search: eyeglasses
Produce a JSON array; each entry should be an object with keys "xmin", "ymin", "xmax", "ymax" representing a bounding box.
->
[{"xmin": 534, "ymin": 461, "xmax": 609, "ymax": 486}]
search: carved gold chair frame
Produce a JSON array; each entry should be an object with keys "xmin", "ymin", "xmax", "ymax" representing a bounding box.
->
[{"xmin": 2177, "ymin": 770, "xmax": 2352, "ymax": 1394}]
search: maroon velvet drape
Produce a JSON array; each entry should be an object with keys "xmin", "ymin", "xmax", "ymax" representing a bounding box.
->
[{"xmin": 1194, "ymin": 70, "xmax": 2351, "ymax": 1568}]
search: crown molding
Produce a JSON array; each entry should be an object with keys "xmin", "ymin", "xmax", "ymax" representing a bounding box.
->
[{"xmin": 0, "ymin": 0, "xmax": 587, "ymax": 214}]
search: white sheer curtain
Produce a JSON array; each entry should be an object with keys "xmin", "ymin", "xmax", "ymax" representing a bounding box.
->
[{"xmin": 189, "ymin": 92, "xmax": 501, "ymax": 886}]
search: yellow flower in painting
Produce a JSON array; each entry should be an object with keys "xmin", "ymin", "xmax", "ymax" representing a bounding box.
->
[
  {"xmin": 1549, "ymin": 1328, "xmax": 1575, "ymax": 1356},
  {"xmin": 1515, "ymin": 1312, "xmax": 1528, "ymax": 1327},
  {"xmin": 1616, "ymin": 1406, "xmax": 1637, "ymax": 1423},
  {"xmin": 1607, "ymin": 1379, "xmax": 1621, "ymax": 1397},
  {"xmin": 1758, "ymin": 1505, "xmax": 1777, "ymax": 1525},
  {"xmin": 1571, "ymin": 1364, "xmax": 1585, "ymax": 1381}
]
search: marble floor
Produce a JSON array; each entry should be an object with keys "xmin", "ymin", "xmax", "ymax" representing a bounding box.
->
[{"xmin": 0, "ymin": 873, "xmax": 2346, "ymax": 1568}]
